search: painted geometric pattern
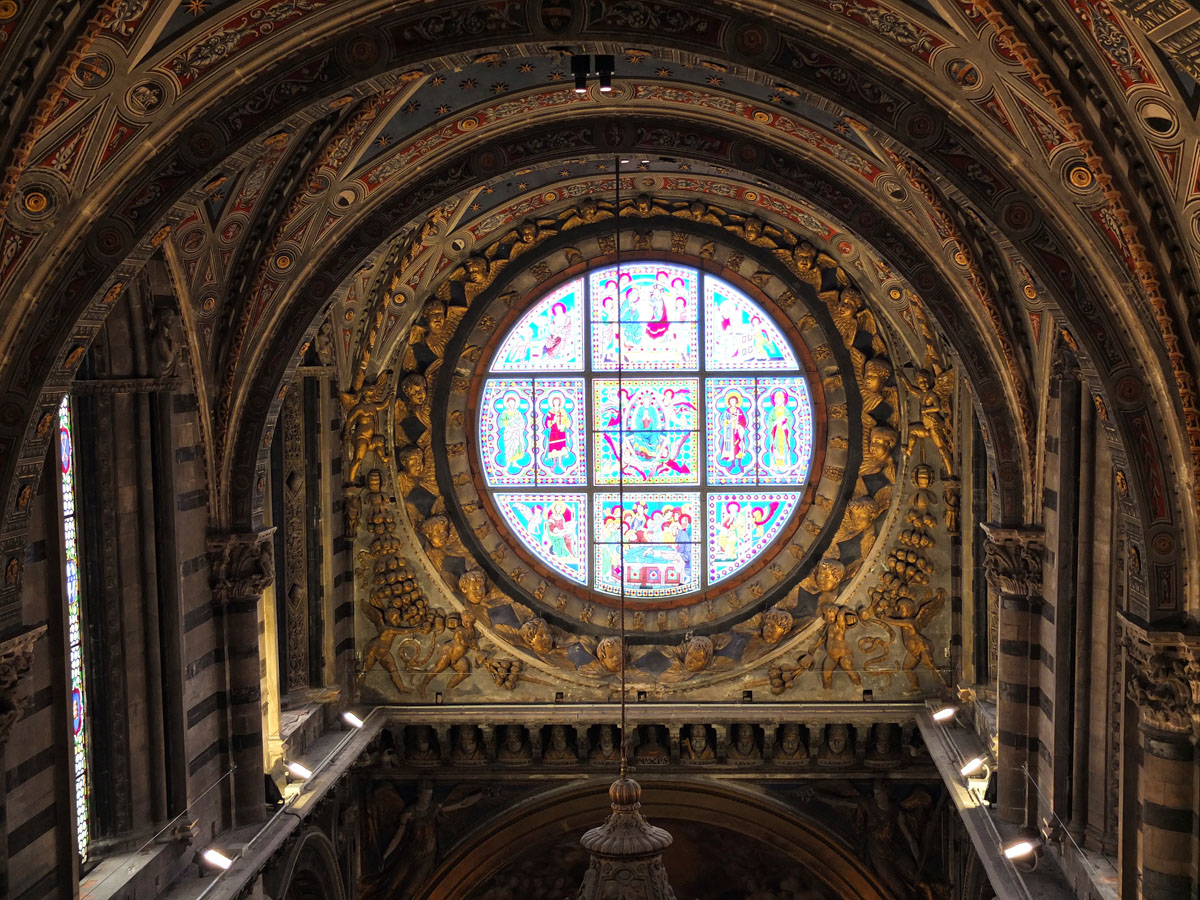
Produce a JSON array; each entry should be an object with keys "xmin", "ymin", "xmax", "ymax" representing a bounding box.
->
[{"xmin": 480, "ymin": 262, "xmax": 814, "ymax": 598}]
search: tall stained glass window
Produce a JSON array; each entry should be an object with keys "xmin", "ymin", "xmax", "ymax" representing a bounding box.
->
[
  {"xmin": 480, "ymin": 263, "xmax": 815, "ymax": 599},
  {"xmin": 59, "ymin": 395, "xmax": 88, "ymax": 859}
]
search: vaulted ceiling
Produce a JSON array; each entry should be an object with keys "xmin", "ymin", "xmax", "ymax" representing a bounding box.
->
[{"xmin": 1, "ymin": 0, "xmax": 1198, "ymax": 618}]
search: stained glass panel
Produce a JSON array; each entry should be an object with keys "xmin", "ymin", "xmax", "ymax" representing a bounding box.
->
[
  {"xmin": 594, "ymin": 493, "xmax": 701, "ymax": 597},
  {"xmin": 706, "ymin": 378, "xmax": 757, "ymax": 484},
  {"xmin": 534, "ymin": 379, "xmax": 586, "ymax": 485},
  {"xmin": 707, "ymin": 492, "xmax": 802, "ymax": 582},
  {"xmin": 496, "ymin": 493, "xmax": 588, "ymax": 583},
  {"xmin": 704, "ymin": 275, "xmax": 798, "ymax": 370},
  {"xmin": 491, "ymin": 278, "xmax": 584, "ymax": 371},
  {"xmin": 480, "ymin": 262, "xmax": 817, "ymax": 597},
  {"xmin": 59, "ymin": 395, "xmax": 88, "ymax": 860},
  {"xmin": 480, "ymin": 380, "xmax": 535, "ymax": 485},
  {"xmin": 590, "ymin": 263, "xmax": 699, "ymax": 369},
  {"xmin": 756, "ymin": 378, "xmax": 814, "ymax": 484}
]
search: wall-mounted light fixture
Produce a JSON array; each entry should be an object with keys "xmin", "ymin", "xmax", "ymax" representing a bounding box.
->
[{"xmin": 571, "ymin": 54, "xmax": 591, "ymax": 93}]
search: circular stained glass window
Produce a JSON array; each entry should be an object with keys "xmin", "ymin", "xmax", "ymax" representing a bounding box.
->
[{"xmin": 477, "ymin": 262, "xmax": 815, "ymax": 600}]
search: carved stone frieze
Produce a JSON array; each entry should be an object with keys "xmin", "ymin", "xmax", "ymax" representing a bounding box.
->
[
  {"xmin": 979, "ymin": 525, "xmax": 1044, "ymax": 598},
  {"xmin": 0, "ymin": 624, "xmax": 47, "ymax": 745}
]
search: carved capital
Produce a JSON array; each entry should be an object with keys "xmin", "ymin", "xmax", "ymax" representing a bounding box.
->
[
  {"xmin": 1120, "ymin": 618, "xmax": 1200, "ymax": 741},
  {"xmin": 0, "ymin": 624, "xmax": 47, "ymax": 745},
  {"xmin": 208, "ymin": 529, "xmax": 277, "ymax": 606},
  {"xmin": 980, "ymin": 525, "xmax": 1044, "ymax": 597}
]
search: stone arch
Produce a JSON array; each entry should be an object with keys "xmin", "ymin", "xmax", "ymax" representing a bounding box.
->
[
  {"xmin": 424, "ymin": 778, "xmax": 898, "ymax": 900},
  {"xmin": 267, "ymin": 827, "xmax": 346, "ymax": 900}
]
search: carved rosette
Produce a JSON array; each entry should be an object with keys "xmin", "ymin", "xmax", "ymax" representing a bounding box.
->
[
  {"xmin": 980, "ymin": 525, "xmax": 1043, "ymax": 598},
  {"xmin": 208, "ymin": 529, "xmax": 277, "ymax": 606},
  {"xmin": 0, "ymin": 624, "xmax": 47, "ymax": 745}
]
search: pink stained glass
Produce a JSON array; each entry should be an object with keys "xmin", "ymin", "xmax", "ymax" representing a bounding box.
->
[
  {"xmin": 590, "ymin": 263, "xmax": 698, "ymax": 369},
  {"xmin": 704, "ymin": 275, "xmax": 798, "ymax": 370},
  {"xmin": 479, "ymin": 380, "xmax": 535, "ymax": 485},
  {"xmin": 534, "ymin": 380, "xmax": 587, "ymax": 485},
  {"xmin": 707, "ymin": 492, "xmax": 802, "ymax": 582},
  {"xmin": 495, "ymin": 493, "xmax": 588, "ymax": 584},
  {"xmin": 756, "ymin": 378, "xmax": 813, "ymax": 484},
  {"xmin": 491, "ymin": 278, "xmax": 584, "ymax": 371}
]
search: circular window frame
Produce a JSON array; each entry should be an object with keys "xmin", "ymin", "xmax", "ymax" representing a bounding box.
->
[{"xmin": 434, "ymin": 227, "xmax": 862, "ymax": 638}]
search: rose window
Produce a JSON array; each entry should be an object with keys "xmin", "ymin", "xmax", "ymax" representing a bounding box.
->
[{"xmin": 476, "ymin": 262, "xmax": 815, "ymax": 600}]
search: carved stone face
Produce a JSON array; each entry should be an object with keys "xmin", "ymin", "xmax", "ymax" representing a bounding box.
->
[
  {"xmin": 422, "ymin": 515, "xmax": 450, "ymax": 547},
  {"xmin": 459, "ymin": 569, "xmax": 487, "ymax": 604},
  {"xmin": 597, "ymin": 726, "xmax": 614, "ymax": 750},
  {"xmin": 550, "ymin": 725, "xmax": 568, "ymax": 750},
  {"xmin": 596, "ymin": 637, "xmax": 624, "ymax": 673},
  {"xmin": 413, "ymin": 726, "xmax": 432, "ymax": 750},
  {"xmin": 868, "ymin": 426, "xmax": 898, "ymax": 462},
  {"xmin": 915, "ymin": 369, "xmax": 934, "ymax": 391},
  {"xmin": 465, "ymin": 256, "xmax": 487, "ymax": 282},
  {"xmin": 689, "ymin": 725, "xmax": 707, "ymax": 750},
  {"xmin": 683, "ymin": 635, "xmax": 713, "ymax": 672},
  {"xmin": 459, "ymin": 728, "xmax": 478, "ymax": 753},
  {"xmin": 401, "ymin": 374, "xmax": 428, "ymax": 406},
  {"xmin": 779, "ymin": 726, "xmax": 801, "ymax": 754},
  {"xmin": 519, "ymin": 222, "xmax": 537, "ymax": 242},
  {"xmin": 504, "ymin": 725, "xmax": 523, "ymax": 750},
  {"xmin": 863, "ymin": 359, "xmax": 892, "ymax": 392},
  {"xmin": 735, "ymin": 724, "xmax": 754, "ymax": 751},
  {"xmin": 827, "ymin": 724, "xmax": 849, "ymax": 754},
  {"xmin": 761, "ymin": 608, "xmax": 793, "ymax": 643},
  {"xmin": 816, "ymin": 559, "xmax": 846, "ymax": 593},
  {"xmin": 912, "ymin": 463, "xmax": 935, "ymax": 489},
  {"xmin": 821, "ymin": 603, "xmax": 839, "ymax": 624},
  {"xmin": 520, "ymin": 617, "xmax": 554, "ymax": 654},
  {"xmin": 873, "ymin": 723, "xmax": 891, "ymax": 753},
  {"xmin": 425, "ymin": 302, "xmax": 446, "ymax": 334}
]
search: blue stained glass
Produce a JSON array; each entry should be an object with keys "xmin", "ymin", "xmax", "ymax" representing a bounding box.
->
[
  {"xmin": 594, "ymin": 493, "xmax": 700, "ymax": 597},
  {"xmin": 704, "ymin": 275, "xmax": 798, "ymax": 370},
  {"xmin": 481, "ymin": 262, "xmax": 817, "ymax": 596},
  {"xmin": 480, "ymin": 380, "xmax": 535, "ymax": 485},
  {"xmin": 707, "ymin": 492, "xmax": 802, "ymax": 582},
  {"xmin": 534, "ymin": 380, "xmax": 587, "ymax": 485},
  {"xmin": 496, "ymin": 493, "xmax": 588, "ymax": 584},
  {"xmin": 590, "ymin": 263, "xmax": 699, "ymax": 369},
  {"xmin": 706, "ymin": 378, "xmax": 757, "ymax": 484},
  {"xmin": 756, "ymin": 379, "xmax": 814, "ymax": 484},
  {"xmin": 492, "ymin": 278, "xmax": 584, "ymax": 371}
]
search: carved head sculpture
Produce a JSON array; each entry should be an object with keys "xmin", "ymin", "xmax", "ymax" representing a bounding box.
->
[
  {"xmin": 421, "ymin": 515, "xmax": 451, "ymax": 548},
  {"xmin": 400, "ymin": 373, "xmax": 428, "ymax": 407},
  {"xmin": 634, "ymin": 193, "xmax": 653, "ymax": 215},
  {"xmin": 734, "ymin": 724, "xmax": 755, "ymax": 753},
  {"xmin": 863, "ymin": 358, "xmax": 893, "ymax": 392},
  {"xmin": 457, "ymin": 725, "xmax": 480, "ymax": 755},
  {"xmin": 872, "ymin": 780, "xmax": 891, "ymax": 809},
  {"xmin": 503, "ymin": 725, "xmax": 525, "ymax": 752},
  {"xmin": 913, "ymin": 368, "xmax": 934, "ymax": 391},
  {"xmin": 761, "ymin": 607, "xmax": 794, "ymax": 644},
  {"xmin": 596, "ymin": 724, "xmax": 615, "ymax": 751},
  {"xmin": 520, "ymin": 617, "xmax": 555, "ymax": 653},
  {"xmin": 363, "ymin": 380, "xmax": 389, "ymax": 404},
  {"xmin": 744, "ymin": 216, "xmax": 763, "ymax": 240},
  {"xmin": 872, "ymin": 723, "xmax": 893, "ymax": 755},
  {"xmin": 549, "ymin": 725, "xmax": 569, "ymax": 751},
  {"xmin": 815, "ymin": 558, "xmax": 847, "ymax": 594},
  {"xmin": 579, "ymin": 197, "xmax": 598, "ymax": 220},
  {"xmin": 820, "ymin": 602, "xmax": 840, "ymax": 625},
  {"xmin": 417, "ymin": 777, "xmax": 435, "ymax": 807},
  {"xmin": 867, "ymin": 426, "xmax": 899, "ymax": 464},
  {"xmin": 465, "ymin": 255, "xmax": 488, "ymax": 283},
  {"xmin": 596, "ymin": 636, "xmax": 625, "ymax": 673},
  {"xmin": 366, "ymin": 468, "xmax": 384, "ymax": 492},
  {"xmin": 682, "ymin": 634, "xmax": 714, "ymax": 672},
  {"xmin": 518, "ymin": 221, "xmax": 537, "ymax": 243},
  {"xmin": 793, "ymin": 242, "xmax": 817, "ymax": 271},
  {"xmin": 689, "ymin": 724, "xmax": 708, "ymax": 752},
  {"xmin": 826, "ymin": 723, "xmax": 850, "ymax": 756},
  {"xmin": 778, "ymin": 724, "xmax": 805, "ymax": 757},
  {"xmin": 459, "ymin": 569, "xmax": 487, "ymax": 604},
  {"xmin": 424, "ymin": 301, "xmax": 447, "ymax": 335}
]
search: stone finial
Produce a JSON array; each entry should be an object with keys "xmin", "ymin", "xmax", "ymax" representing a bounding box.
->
[
  {"xmin": 980, "ymin": 525, "xmax": 1043, "ymax": 597},
  {"xmin": 0, "ymin": 624, "xmax": 47, "ymax": 745},
  {"xmin": 207, "ymin": 529, "xmax": 277, "ymax": 606},
  {"xmin": 576, "ymin": 776, "xmax": 677, "ymax": 900}
]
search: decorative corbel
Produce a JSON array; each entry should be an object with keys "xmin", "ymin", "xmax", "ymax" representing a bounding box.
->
[
  {"xmin": 0, "ymin": 624, "xmax": 48, "ymax": 745},
  {"xmin": 980, "ymin": 525, "xmax": 1044, "ymax": 598},
  {"xmin": 207, "ymin": 529, "xmax": 277, "ymax": 608}
]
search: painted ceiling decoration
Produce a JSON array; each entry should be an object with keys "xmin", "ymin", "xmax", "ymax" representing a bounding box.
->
[{"xmin": 0, "ymin": 0, "xmax": 1196, "ymax": 628}]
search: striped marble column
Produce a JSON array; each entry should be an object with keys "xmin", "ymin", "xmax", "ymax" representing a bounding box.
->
[
  {"xmin": 981, "ymin": 525, "xmax": 1044, "ymax": 824},
  {"xmin": 208, "ymin": 529, "xmax": 276, "ymax": 827},
  {"xmin": 1124, "ymin": 638, "xmax": 1197, "ymax": 900}
]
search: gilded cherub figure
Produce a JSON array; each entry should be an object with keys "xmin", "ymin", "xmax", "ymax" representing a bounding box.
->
[
  {"xmin": 341, "ymin": 377, "xmax": 391, "ymax": 484},
  {"xmin": 419, "ymin": 611, "xmax": 482, "ymax": 694},
  {"xmin": 864, "ymin": 590, "xmax": 946, "ymax": 695},
  {"xmin": 900, "ymin": 363, "xmax": 955, "ymax": 475},
  {"xmin": 810, "ymin": 602, "xmax": 863, "ymax": 690}
]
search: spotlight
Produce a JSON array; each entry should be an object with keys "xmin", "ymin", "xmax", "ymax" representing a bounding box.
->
[
  {"xmin": 286, "ymin": 761, "xmax": 313, "ymax": 781},
  {"xmin": 201, "ymin": 848, "xmax": 234, "ymax": 871},
  {"xmin": 1003, "ymin": 840, "xmax": 1036, "ymax": 859},
  {"xmin": 596, "ymin": 53, "xmax": 614, "ymax": 92},
  {"xmin": 960, "ymin": 755, "xmax": 987, "ymax": 777},
  {"xmin": 932, "ymin": 706, "xmax": 957, "ymax": 722},
  {"xmin": 571, "ymin": 54, "xmax": 591, "ymax": 93},
  {"xmin": 342, "ymin": 711, "xmax": 365, "ymax": 729}
]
